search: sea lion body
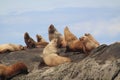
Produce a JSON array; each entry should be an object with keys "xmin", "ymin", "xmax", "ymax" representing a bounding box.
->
[
  {"xmin": 64, "ymin": 27, "xmax": 86, "ymax": 52},
  {"xmin": 85, "ymin": 33, "xmax": 100, "ymax": 46},
  {"xmin": 80, "ymin": 36, "xmax": 99, "ymax": 52},
  {"xmin": 42, "ymin": 39, "xmax": 71, "ymax": 66},
  {"xmin": 0, "ymin": 44, "xmax": 24, "ymax": 53},
  {"xmin": 0, "ymin": 62, "xmax": 28, "ymax": 80}
]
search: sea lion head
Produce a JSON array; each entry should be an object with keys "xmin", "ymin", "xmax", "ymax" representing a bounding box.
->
[
  {"xmin": 64, "ymin": 26, "xmax": 78, "ymax": 43},
  {"xmin": 84, "ymin": 33, "xmax": 90, "ymax": 36},
  {"xmin": 24, "ymin": 32, "xmax": 30, "ymax": 39},
  {"xmin": 48, "ymin": 24, "xmax": 57, "ymax": 33},
  {"xmin": 36, "ymin": 34, "xmax": 42, "ymax": 42}
]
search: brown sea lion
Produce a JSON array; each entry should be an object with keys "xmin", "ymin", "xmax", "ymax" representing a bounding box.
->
[
  {"xmin": 36, "ymin": 42, "xmax": 49, "ymax": 48},
  {"xmin": 64, "ymin": 26, "xmax": 78, "ymax": 46},
  {"xmin": 79, "ymin": 36, "xmax": 99, "ymax": 52},
  {"xmin": 36, "ymin": 34, "xmax": 46, "ymax": 42},
  {"xmin": 84, "ymin": 33, "xmax": 100, "ymax": 45},
  {"xmin": 66, "ymin": 39, "xmax": 87, "ymax": 53},
  {"xmin": 64, "ymin": 26, "xmax": 86, "ymax": 52},
  {"xmin": 42, "ymin": 39, "xmax": 71, "ymax": 66},
  {"xmin": 24, "ymin": 32, "xmax": 37, "ymax": 48},
  {"xmin": 48, "ymin": 24, "xmax": 64, "ymax": 47},
  {"xmin": 60, "ymin": 36, "xmax": 67, "ymax": 48},
  {"xmin": 0, "ymin": 62, "xmax": 28, "ymax": 80},
  {"xmin": 36, "ymin": 34, "xmax": 49, "ymax": 48},
  {"xmin": 0, "ymin": 43, "xmax": 24, "ymax": 53}
]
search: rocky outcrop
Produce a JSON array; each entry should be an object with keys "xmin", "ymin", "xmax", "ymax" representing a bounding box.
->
[{"xmin": 0, "ymin": 42, "xmax": 120, "ymax": 80}]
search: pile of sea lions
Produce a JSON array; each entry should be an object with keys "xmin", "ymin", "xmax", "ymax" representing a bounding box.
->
[{"xmin": 0, "ymin": 24, "xmax": 100, "ymax": 79}]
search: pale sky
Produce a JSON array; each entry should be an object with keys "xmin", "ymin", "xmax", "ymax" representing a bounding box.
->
[{"xmin": 0, "ymin": 0, "xmax": 120, "ymax": 45}]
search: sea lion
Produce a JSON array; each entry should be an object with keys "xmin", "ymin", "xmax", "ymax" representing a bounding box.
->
[
  {"xmin": 42, "ymin": 39, "xmax": 71, "ymax": 66},
  {"xmin": 48, "ymin": 24, "xmax": 64, "ymax": 47},
  {"xmin": 43, "ymin": 39, "xmax": 58, "ymax": 56},
  {"xmin": 64, "ymin": 26, "xmax": 86, "ymax": 52},
  {"xmin": 84, "ymin": 33, "xmax": 100, "ymax": 45},
  {"xmin": 36, "ymin": 34, "xmax": 46, "ymax": 42},
  {"xmin": 0, "ymin": 62, "xmax": 28, "ymax": 80},
  {"xmin": 36, "ymin": 34, "xmax": 49, "ymax": 48},
  {"xmin": 64, "ymin": 26, "xmax": 78, "ymax": 46},
  {"xmin": 79, "ymin": 36, "xmax": 99, "ymax": 52},
  {"xmin": 60, "ymin": 36, "xmax": 67, "ymax": 48},
  {"xmin": 24, "ymin": 32, "xmax": 37, "ymax": 48},
  {"xmin": 43, "ymin": 53, "xmax": 71, "ymax": 66},
  {"xmin": 0, "ymin": 43, "xmax": 24, "ymax": 53}
]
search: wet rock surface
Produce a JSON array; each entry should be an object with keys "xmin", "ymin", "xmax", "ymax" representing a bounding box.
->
[{"xmin": 0, "ymin": 42, "xmax": 120, "ymax": 80}]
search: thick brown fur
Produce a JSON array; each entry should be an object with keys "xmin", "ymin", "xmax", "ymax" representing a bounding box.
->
[
  {"xmin": 0, "ymin": 44, "xmax": 24, "ymax": 53},
  {"xmin": 48, "ymin": 24, "xmax": 65, "ymax": 47},
  {"xmin": 64, "ymin": 26, "xmax": 78, "ymax": 47},
  {"xmin": 36, "ymin": 42, "xmax": 49, "ymax": 48},
  {"xmin": 36, "ymin": 34, "xmax": 46, "ymax": 42},
  {"xmin": 0, "ymin": 62, "xmax": 28, "ymax": 80},
  {"xmin": 80, "ymin": 36, "xmax": 99, "ymax": 52},
  {"xmin": 64, "ymin": 27, "xmax": 86, "ymax": 53},
  {"xmin": 36, "ymin": 34, "xmax": 49, "ymax": 48},
  {"xmin": 84, "ymin": 33, "xmax": 100, "ymax": 45},
  {"xmin": 60, "ymin": 36, "xmax": 67, "ymax": 48},
  {"xmin": 24, "ymin": 32, "xmax": 37, "ymax": 48},
  {"xmin": 42, "ymin": 39, "xmax": 71, "ymax": 66},
  {"xmin": 66, "ymin": 40, "xmax": 87, "ymax": 53}
]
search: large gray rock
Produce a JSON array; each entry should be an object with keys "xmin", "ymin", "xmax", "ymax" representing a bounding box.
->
[{"xmin": 0, "ymin": 42, "xmax": 120, "ymax": 80}]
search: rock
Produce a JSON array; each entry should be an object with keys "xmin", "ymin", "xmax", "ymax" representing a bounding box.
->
[
  {"xmin": 0, "ymin": 47, "xmax": 45, "ymax": 72},
  {"xmin": 0, "ymin": 42, "xmax": 120, "ymax": 80}
]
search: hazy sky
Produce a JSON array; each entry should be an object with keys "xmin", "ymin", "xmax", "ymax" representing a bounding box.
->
[{"xmin": 0, "ymin": 0, "xmax": 120, "ymax": 45}]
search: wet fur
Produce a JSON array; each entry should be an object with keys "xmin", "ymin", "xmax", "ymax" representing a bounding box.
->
[
  {"xmin": 24, "ymin": 32, "xmax": 37, "ymax": 48},
  {"xmin": 0, "ymin": 62, "xmax": 28, "ymax": 80}
]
